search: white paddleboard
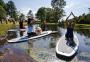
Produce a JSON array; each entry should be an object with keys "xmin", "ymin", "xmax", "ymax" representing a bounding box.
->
[
  {"xmin": 19, "ymin": 29, "xmax": 26, "ymax": 31},
  {"xmin": 8, "ymin": 31, "xmax": 52, "ymax": 43},
  {"xmin": 56, "ymin": 35, "xmax": 79, "ymax": 57}
]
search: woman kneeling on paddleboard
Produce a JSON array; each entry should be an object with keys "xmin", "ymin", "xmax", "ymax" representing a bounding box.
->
[
  {"xmin": 27, "ymin": 16, "xmax": 37, "ymax": 37},
  {"xmin": 65, "ymin": 21, "xmax": 75, "ymax": 46},
  {"xmin": 27, "ymin": 16, "xmax": 43, "ymax": 37}
]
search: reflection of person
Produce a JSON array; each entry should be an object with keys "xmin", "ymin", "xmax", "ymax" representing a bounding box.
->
[
  {"xmin": 65, "ymin": 21, "xmax": 75, "ymax": 41},
  {"xmin": 27, "ymin": 16, "xmax": 36, "ymax": 37}
]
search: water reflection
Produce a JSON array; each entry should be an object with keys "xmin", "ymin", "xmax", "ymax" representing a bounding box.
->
[
  {"xmin": 27, "ymin": 33, "xmax": 62, "ymax": 62},
  {"xmin": 28, "ymin": 35, "xmax": 57, "ymax": 49},
  {"xmin": 41, "ymin": 24, "xmax": 58, "ymax": 31},
  {"xmin": 3, "ymin": 25, "xmax": 90, "ymax": 62},
  {"xmin": 75, "ymin": 28, "xmax": 90, "ymax": 38}
]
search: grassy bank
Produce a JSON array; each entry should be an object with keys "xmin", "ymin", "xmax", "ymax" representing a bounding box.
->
[
  {"xmin": 75, "ymin": 24, "xmax": 90, "ymax": 29},
  {"xmin": 0, "ymin": 23, "xmax": 15, "ymax": 36},
  {"xmin": 36, "ymin": 22, "xmax": 59, "ymax": 25},
  {"xmin": 0, "ymin": 22, "xmax": 28, "ymax": 36},
  {"xmin": 1, "ymin": 21, "xmax": 89, "ymax": 36},
  {"xmin": 75, "ymin": 24, "xmax": 90, "ymax": 26}
]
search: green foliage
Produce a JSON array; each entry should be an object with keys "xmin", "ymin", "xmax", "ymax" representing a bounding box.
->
[
  {"xmin": 0, "ymin": 5, "xmax": 6, "ymax": 20},
  {"xmin": 6, "ymin": 1, "xmax": 18, "ymax": 20},
  {"xmin": 45, "ymin": 8, "xmax": 61, "ymax": 23},
  {"xmin": 36, "ymin": 7, "xmax": 55, "ymax": 22},
  {"xmin": 36, "ymin": 7, "xmax": 46, "ymax": 22},
  {"xmin": 65, "ymin": 12, "xmax": 90, "ymax": 24},
  {"xmin": 76, "ymin": 13, "xmax": 90, "ymax": 24},
  {"xmin": 51, "ymin": 0, "xmax": 66, "ymax": 9},
  {"xmin": 19, "ymin": 13, "xmax": 25, "ymax": 21},
  {"xmin": 51, "ymin": 0, "xmax": 66, "ymax": 21},
  {"xmin": 58, "ymin": 21, "xmax": 64, "ymax": 27},
  {"xmin": 13, "ymin": 11, "xmax": 18, "ymax": 20},
  {"xmin": 0, "ymin": 0, "xmax": 5, "ymax": 8},
  {"xmin": 36, "ymin": 7, "xmax": 65, "ymax": 23},
  {"xmin": 45, "ymin": 8, "xmax": 54, "ymax": 22}
]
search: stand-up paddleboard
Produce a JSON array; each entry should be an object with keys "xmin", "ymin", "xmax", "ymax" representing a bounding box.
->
[
  {"xmin": 19, "ymin": 28, "xmax": 26, "ymax": 32},
  {"xmin": 8, "ymin": 31, "xmax": 52, "ymax": 43},
  {"xmin": 56, "ymin": 35, "xmax": 79, "ymax": 59}
]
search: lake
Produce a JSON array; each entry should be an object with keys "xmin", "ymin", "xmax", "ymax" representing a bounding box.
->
[{"xmin": 5, "ymin": 25, "xmax": 90, "ymax": 62}]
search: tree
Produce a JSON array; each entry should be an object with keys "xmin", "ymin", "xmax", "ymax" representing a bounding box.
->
[
  {"xmin": 0, "ymin": 5, "xmax": 6, "ymax": 23},
  {"xmin": 36, "ymin": 7, "xmax": 46, "ymax": 22},
  {"xmin": 19, "ymin": 13, "xmax": 25, "ymax": 21},
  {"xmin": 6, "ymin": 1, "xmax": 18, "ymax": 20},
  {"xmin": 0, "ymin": 0, "xmax": 6, "ymax": 9},
  {"xmin": 43, "ymin": 8, "xmax": 57, "ymax": 22},
  {"xmin": 51, "ymin": 0, "xmax": 66, "ymax": 9},
  {"xmin": 51, "ymin": 0, "xmax": 66, "ymax": 22},
  {"xmin": 36, "ymin": 7, "xmax": 60, "ymax": 23},
  {"xmin": 27, "ymin": 10, "xmax": 33, "ymax": 17}
]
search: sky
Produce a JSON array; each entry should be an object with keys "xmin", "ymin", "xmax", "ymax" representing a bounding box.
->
[{"xmin": 4, "ymin": 0, "xmax": 90, "ymax": 19}]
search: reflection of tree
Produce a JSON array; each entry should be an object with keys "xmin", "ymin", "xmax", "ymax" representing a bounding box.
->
[
  {"xmin": 41, "ymin": 25, "xmax": 58, "ymax": 31},
  {"xmin": 49, "ymin": 33, "xmax": 60, "ymax": 48},
  {"xmin": 75, "ymin": 29, "xmax": 90, "ymax": 38},
  {"xmin": 27, "ymin": 40, "xmax": 33, "ymax": 54},
  {"xmin": 0, "ymin": 36, "xmax": 7, "ymax": 46},
  {"xmin": 28, "ymin": 40, "xmax": 33, "ymax": 48}
]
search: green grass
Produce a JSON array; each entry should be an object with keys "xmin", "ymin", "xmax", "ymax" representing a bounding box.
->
[
  {"xmin": 0, "ymin": 23, "xmax": 16, "ymax": 36},
  {"xmin": 75, "ymin": 24, "xmax": 90, "ymax": 28},
  {"xmin": 76, "ymin": 24, "xmax": 90, "ymax": 26},
  {"xmin": 1, "ymin": 21, "xmax": 89, "ymax": 36},
  {"xmin": 36, "ymin": 22, "xmax": 59, "ymax": 25},
  {"xmin": 0, "ymin": 22, "xmax": 28, "ymax": 36},
  {"xmin": 75, "ymin": 24, "xmax": 90, "ymax": 29}
]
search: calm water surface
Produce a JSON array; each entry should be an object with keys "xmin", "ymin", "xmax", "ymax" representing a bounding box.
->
[{"xmin": 5, "ymin": 25, "xmax": 90, "ymax": 62}]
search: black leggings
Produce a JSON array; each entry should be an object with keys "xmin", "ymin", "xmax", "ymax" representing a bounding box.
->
[{"xmin": 27, "ymin": 32, "xmax": 37, "ymax": 38}]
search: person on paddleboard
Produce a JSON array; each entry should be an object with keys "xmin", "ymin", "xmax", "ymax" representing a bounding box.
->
[
  {"xmin": 65, "ymin": 21, "xmax": 75, "ymax": 45},
  {"xmin": 27, "ymin": 16, "xmax": 36, "ymax": 37}
]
